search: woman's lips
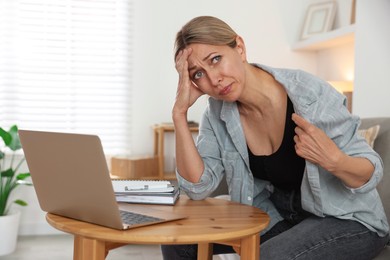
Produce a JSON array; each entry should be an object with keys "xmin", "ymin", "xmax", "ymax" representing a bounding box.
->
[{"xmin": 219, "ymin": 85, "xmax": 232, "ymax": 96}]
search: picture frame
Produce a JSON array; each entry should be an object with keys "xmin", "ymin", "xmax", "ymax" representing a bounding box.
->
[
  {"xmin": 300, "ymin": 2, "xmax": 337, "ymax": 40},
  {"xmin": 334, "ymin": 0, "xmax": 356, "ymax": 28},
  {"xmin": 350, "ymin": 0, "xmax": 356, "ymax": 24}
]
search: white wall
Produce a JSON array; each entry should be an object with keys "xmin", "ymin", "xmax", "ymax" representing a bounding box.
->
[
  {"xmin": 353, "ymin": 0, "xmax": 390, "ymax": 117},
  {"xmin": 317, "ymin": 43, "xmax": 355, "ymax": 82}
]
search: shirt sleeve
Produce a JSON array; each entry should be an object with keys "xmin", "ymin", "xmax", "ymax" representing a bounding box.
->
[
  {"xmin": 176, "ymin": 105, "xmax": 226, "ymax": 200},
  {"xmin": 300, "ymin": 73, "xmax": 384, "ymax": 193}
]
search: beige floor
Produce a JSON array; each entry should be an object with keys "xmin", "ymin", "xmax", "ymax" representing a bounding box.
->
[{"xmin": 0, "ymin": 234, "xmax": 163, "ymax": 260}]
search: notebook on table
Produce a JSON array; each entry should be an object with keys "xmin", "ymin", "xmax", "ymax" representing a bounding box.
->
[
  {"xmin": 19, "ymin": 130, "xmax": 186, "ymax": 230},
  {"xmin": 112, "ymin": 180, "xmax": 180, "ymax": 205}
]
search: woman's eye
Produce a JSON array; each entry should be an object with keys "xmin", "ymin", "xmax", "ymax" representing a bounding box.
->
[
  {"xmin": 193, "ymin": 71, "xmax": 204, "ymax": 80},
  {"xmin": 211, "ymin": 55, "xmax": 221, "ymax": 64}
]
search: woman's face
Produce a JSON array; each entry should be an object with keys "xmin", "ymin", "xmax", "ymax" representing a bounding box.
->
[{"xmin": 186, "ymin": 38, "xmax": 247, "ymax": 102}]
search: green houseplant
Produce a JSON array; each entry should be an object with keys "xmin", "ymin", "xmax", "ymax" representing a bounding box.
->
[
  {"xmin": 0, "ymin": 125, "xmax": 31, "ymax": 216},
  {"xmin": 0, "ymin": 125, "xmax": 31, "ymax": 256}
]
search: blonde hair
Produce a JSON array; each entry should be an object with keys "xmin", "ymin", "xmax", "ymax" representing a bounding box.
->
[{"xmin": 174, "ymin": 16, "xmax": 238, "ymax": 60}]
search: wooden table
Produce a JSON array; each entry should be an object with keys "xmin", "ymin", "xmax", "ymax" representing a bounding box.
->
[{"xmin": 46, "ymin": 196, "xmax": 270, "ymax": 260}]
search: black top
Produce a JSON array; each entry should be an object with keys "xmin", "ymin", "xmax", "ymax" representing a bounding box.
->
[{"xmin": 248, "ymin": 97, "xmax": 305, "ymax": 191}]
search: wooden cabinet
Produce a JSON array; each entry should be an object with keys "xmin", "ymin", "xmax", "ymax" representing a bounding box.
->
[{"xmin": 111, "ymin": 155, "xmax": 158, "ymax": 180}]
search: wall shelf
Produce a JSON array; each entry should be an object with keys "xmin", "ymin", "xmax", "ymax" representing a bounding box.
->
[{"xmin": 292, "ymin": 24, "xmax": 355, "ymax": 51}]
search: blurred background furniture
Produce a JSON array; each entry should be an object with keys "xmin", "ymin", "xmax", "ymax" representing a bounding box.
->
[
  {"xmin": 153, "ymin": 123, "xmax": 199, "ymax": 180},
  {"xmin": 361, "ymin": 118, "xmax": 390, "ymax": 260}
]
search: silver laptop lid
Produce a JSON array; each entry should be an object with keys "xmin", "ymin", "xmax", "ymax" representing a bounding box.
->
[{"xmin": 19, "ymin": 130, "xmax": 125, "ymax": 230}]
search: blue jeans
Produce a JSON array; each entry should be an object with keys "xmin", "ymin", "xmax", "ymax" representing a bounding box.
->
[{"xmin": 161, "ymin": 188, "xmax": 389, "ymax": 259}]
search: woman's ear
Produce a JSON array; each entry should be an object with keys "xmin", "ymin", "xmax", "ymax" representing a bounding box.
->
[{"xmin": 235, "ymin": 36, "xmax": 247, "ymax": 62}]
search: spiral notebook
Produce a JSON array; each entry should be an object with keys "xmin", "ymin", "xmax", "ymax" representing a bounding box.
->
[
  {"xmin": 112, "ymin": 180, "xmax": 174, "ymax": 193},
  {"xmin": 19, "ymin": 130, "xmax": 186, "ymax": 230}
]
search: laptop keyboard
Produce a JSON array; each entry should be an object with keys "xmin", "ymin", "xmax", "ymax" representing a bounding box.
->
[{"xmin": 120, "ymin": 210, "xmax": 164, "ymax": 226}]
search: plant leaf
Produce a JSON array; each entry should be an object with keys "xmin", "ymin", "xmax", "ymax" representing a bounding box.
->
[
  {"xmin": 14, "ymin": 200, "xmax": 28, "ymax": 207},
  {"xmin": 7, "ymin": 125, "xmax": 22, "ymax": 151},
  {"xmin": 1, "ymin": 168, "xmax": 15, "ymax": 178},
  {"xmin": 0, "ymin": 127, "xmax": 12, "ymax": 146},
  {"xmin": 1, "ymin": 124, "xmax": 31, "ymax": 215},
  {"xmin": 16, "ymin": 173, "xmax": 31, "ymax": 180}
]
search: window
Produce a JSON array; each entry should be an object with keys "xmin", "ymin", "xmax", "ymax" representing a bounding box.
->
[{"xmin": 0, "ymin": 0, "xmax": 133, "ymax": 155}]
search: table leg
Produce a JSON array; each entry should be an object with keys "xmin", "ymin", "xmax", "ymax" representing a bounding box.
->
[
  {"xmin": 74, "ymin": 235, "xmax": 106, "ymax": 260},
  {"xmin": 240, "ymin": 234, "xmax": 260, "ymax": 260},
  {"xmin": 198, "ymin": 243, "xmax": 213, "ymax": 260}
]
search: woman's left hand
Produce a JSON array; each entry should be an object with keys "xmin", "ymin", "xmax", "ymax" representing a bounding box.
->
[
  {"xmin": 292, "ymin": 113, "xmax": 342, "ymax": 172},
  {"xmin": 292, "ymin": 113, "xmax": 374, "ymax": 188}
]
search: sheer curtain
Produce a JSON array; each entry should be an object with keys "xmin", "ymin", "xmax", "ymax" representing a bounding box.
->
[{"xmin": 0, "ymin": 0, "xmax": 133, "ymax": 155}]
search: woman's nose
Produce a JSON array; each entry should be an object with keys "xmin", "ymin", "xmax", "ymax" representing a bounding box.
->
[{"xmin": 208, "ymin": 69, "xmax": 222, "ymax": 86}]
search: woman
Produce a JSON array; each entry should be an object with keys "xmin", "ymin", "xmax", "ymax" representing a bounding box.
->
[{"xmin": 162, "ymin": 16, "xmax": 389, "ymax": 259}]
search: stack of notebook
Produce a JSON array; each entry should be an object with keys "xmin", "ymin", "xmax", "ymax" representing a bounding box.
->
[{"xmin": 112, "ymin": 180, "xmax": 180, "ymax": 205}]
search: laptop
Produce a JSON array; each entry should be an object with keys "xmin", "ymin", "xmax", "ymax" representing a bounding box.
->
[{"xmin": 19, "ymin": 130, "xmax": 186, "ymax": 230}]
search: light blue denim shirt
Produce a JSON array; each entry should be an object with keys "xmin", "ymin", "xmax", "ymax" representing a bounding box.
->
[{"xmin": 176, "ymin": 64, "xmax": 389, "ymax": 236}]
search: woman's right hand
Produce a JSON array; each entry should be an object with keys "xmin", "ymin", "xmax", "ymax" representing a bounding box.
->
[
  {"xmin": 173, "ymin": 48, "xmax": 204, "ymax": 118},
  {"xmin": 172, "ymin": 48, "xmax": 205, "ymax": 183}
]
